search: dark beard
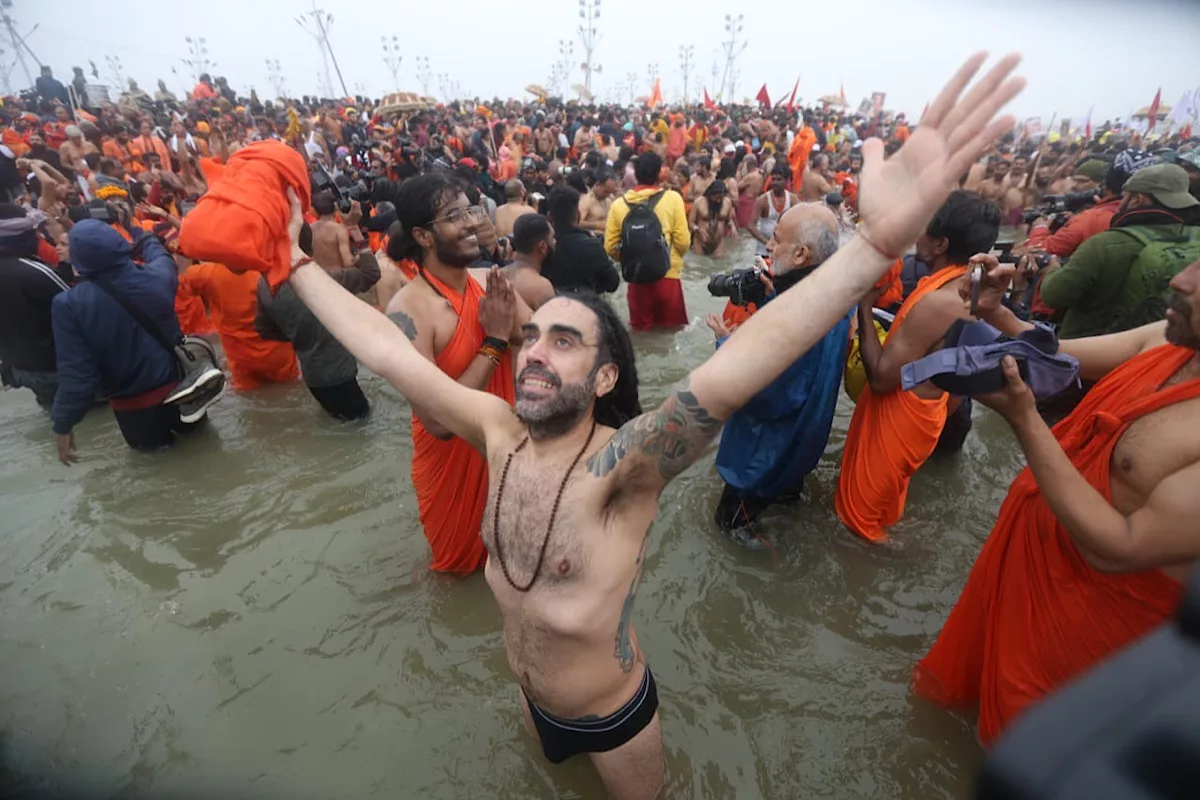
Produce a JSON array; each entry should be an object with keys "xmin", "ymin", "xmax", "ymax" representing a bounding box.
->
[
  {"xmin": 434, "ymin": 233, "xmax": 476, "ymax": 268},
  {"xmin": 1165, "ymin": 291, "xmax": 1200, "ymax": 350},
  {"xmin": 516, "ymin": 371, "xmax": 594, "ymax": 441}
]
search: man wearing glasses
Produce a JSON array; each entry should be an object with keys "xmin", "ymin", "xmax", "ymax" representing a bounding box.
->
[{"xmin": 382, "ymin": 173, "xmax": 532, "ymax": 573}]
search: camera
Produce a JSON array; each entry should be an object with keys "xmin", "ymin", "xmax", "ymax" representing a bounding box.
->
[
  {"xmin": 708, "ymin": 267, "xmax": 768, "ymax": 307},
  {"xmin": 1021, "ymin": 188, "xmax": 1100, "ymax": 226}
]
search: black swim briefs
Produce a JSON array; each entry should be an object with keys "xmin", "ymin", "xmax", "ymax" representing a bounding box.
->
[{"xmin": 523, "ymin": 666, "xmax": 659, "ymax": 764}]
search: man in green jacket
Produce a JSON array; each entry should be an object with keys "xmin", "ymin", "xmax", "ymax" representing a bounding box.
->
[{"xmin": 1039, "ymin": 163, "xmax": 1200, "ymax": 338}]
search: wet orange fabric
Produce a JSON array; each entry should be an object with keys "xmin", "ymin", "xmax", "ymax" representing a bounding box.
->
[
  {"xmin": 722, "ymin": 299, "xmax": 757, "ymax": 329},
  {"xmin": 175, "ymin": 262, "xmax": 214, "ymax": 336},
  {"xmin": 914, "ymin": 344, "xmax": 1199, "ymax": 745},
  {"xmin": 178, "ymin": 140, "xmax": 311, "ymax": 290},
  {"xmin": 835, "ymin": 266, "xmax": 967, "ymax": 541},
  {"xmin": 196, "ymin": 156, "xmax": 226, "ymax": 186},
  {"xmin": 894, "ymin": 124, "xmax": 911, "ymax": 144},
  {"xmin": 177, "ymin": 262, "xmax": 298, "ymax": 390},
  {"xmin": 397, "ymin": 258, "xmax": 419, "ymax": 280},
  {"xmin": 411, "ymin": 271, "xmax": 515, "ymax": 573},
  {"xmin": 787, "ymin": 126, "xmax": 817, "ymax": 193},
  {"xmin": 874, "ymin": 259, "xmax": 904, "ymax": 309}
]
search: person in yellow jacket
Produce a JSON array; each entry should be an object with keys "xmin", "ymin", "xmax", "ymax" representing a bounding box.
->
[{"xmin": 604, "ymin": 152, "xmax": 692, "ymax": 329}]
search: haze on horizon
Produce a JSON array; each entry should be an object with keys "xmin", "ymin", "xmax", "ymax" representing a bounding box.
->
[{"xmin": 19, "ymin": 0, "xmax": 1200, "ymax": 124}]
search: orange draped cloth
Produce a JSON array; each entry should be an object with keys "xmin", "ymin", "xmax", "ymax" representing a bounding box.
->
[
  {"xmin": 914, "ymin": 344, "xmax": 1199, "ymax": 745},
  {"xmin": 874, "ymin": 259, "xmax": 904, "ymax": 309},
  {"xmin": 787, "ymin": 126, "xmax": 817, "ymax": 193},
  {"xmin": 3, "ymin": 128, "xmax": 29, "ymax": 158},
  {"xmin": 411, "ymin": 271, "xmax": 515, "ymax": 573},
  {"xmin": 102, "ymin": 139, "xmax": 140, "ymax": 174},
  {"xmin": 177, "ymin": 262, "xmax": 299, "ymax": 390},
  {"xmin": 131, "ymin": 134, "xmax": 173, "ymax": 173},
  {"xmin": 835, "ymin": 265, "xmax": 967, "ymax": 541},
  {"xmin": 179, "ymin": 140, "xmax": 311, "ymax": 290}
]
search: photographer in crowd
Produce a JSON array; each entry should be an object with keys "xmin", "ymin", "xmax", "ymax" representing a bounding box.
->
[
  {"xmin": 1038, "ymin": 163, "xmax": 1200, "ymax": 340},
  {"xmin": 51, "ymin": 205, "xmax": 213, "ymax": 462},
  {"xmin": 1022, "ymin": 159, "xmax": 1117, "ymax": 257},
  {"xmin": 704, "ymin": 203, "xmax": 848, "ymax": 546}
]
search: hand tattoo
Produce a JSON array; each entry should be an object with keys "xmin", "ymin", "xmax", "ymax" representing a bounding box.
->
[
  {"xmin": 387, "ymin": 311, "xmax": 418, "ymax": 342},
  {"xmin": 587, "ymin": 377, "xmax": 722, "ymax": 481}
]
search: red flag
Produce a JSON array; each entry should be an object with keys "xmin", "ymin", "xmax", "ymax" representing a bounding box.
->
[
  {"xmin": 755, "ymin": 84, "xmax": 771, "ymax": 108},
  {"xmin": 647, "ymin": 78, "xmax": 663, "ymax": 109},
  {"xmin": 786, "ymin": 76, "xmax": 800, "ymax": 114},
  {"xmin": 1147, "ymin": 87, "xmax": 1162, "ymax": 130},
  {"xmin": 1182, "ymin": 122, "xmax": 1193, "ymax": 140},
  {"xmin": 703, "ymin": 87, "xmax": 715, "ymax": 110}
]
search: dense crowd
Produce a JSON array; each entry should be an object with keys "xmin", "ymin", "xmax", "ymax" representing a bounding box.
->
[{"xmin": 5, "ymin": 57, "xmax": 1200, "ymax": 798}]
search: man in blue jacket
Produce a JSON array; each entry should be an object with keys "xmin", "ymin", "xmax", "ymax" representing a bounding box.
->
[
  {"xmin": 51, "ymin": 219, "xmax": 205, "ymax": 463},
  {"xmin": 704, "ymin": 204, "xmax": 849, "ymax": 546}
]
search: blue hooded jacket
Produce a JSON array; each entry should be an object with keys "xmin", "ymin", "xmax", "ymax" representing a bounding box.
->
[
  {"xmin": 50, "ymin": 220, "xmax": 181, "ymax": 435},
  {"xmin": 714, "ymin": 300, "xmax": 850, "ymax": 499}
]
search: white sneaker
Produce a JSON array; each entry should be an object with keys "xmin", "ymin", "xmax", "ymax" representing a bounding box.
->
[
  {"xmin": 177, "ymin": 374, "xmax": 226, "ymax": 424},
  {"xmin": 165, "ymin": 365, "xmax": 224, "ymax": 405}
]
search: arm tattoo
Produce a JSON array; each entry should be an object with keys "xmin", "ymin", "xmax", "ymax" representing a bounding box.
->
[
  {"xmin": 587, "ymin": 377, "xmax": 722, "ymax": 481},
  {"xmin": 387, "ymin": 311, "xmax": 418, "ymax": 342},
  {"xmin": 614, "ymin": 530, "xmax": 651, "ymax": 672}
]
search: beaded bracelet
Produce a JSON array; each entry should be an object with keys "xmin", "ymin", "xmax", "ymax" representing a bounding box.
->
[{"xmin": 477, "ymin": 344, "xmax": 505, "ymax": 364}]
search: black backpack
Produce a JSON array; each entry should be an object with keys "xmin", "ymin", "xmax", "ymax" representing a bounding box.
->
[{"xmin": 618, "ymin": 191, "xmax": 671, "ymax": 284}]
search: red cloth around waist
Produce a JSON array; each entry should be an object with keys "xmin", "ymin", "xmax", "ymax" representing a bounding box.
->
[{"xmin": 109, "ymin": 382, "xmax": 179, "ymax": 411}]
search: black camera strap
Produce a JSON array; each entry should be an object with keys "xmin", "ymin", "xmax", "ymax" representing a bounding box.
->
[{"xmin": 90, "ymin": 277, "xmax": 180, "ymax": 359}]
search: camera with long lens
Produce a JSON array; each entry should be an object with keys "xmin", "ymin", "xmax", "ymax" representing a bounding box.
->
[
  {"xmin": 1021, "ymin": 188, "xmax": 1101, "ymax": 227},
  {"xmin": 708, "ymin": 267, "xmax": 768, "ymax": 307}
]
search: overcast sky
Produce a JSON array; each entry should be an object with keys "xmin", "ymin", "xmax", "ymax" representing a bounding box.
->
[{"xmin": 19, "ymin": 0, "xmax": 1200, "ymax": 124}]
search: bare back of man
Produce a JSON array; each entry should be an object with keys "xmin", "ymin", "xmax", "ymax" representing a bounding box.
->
[
  {"xmin": 494, "ymin": 202, "xmax": 535, "ymax": 239},
  {"xmin": 505, "ymin": 264, "xmax": 555, "ymax": 310},
  {"xmin": 311, "ymin": 218, "xmax": 353, "ymax": 269}
]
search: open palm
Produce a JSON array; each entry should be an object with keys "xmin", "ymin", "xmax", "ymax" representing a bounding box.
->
[{"xmin": 858, "ymin": 53, "xmax": 1025, "ymax": 257}]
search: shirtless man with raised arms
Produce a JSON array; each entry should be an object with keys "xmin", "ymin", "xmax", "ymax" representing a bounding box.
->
[{"xmin": 288, "ymin": 54, "xmax": 1024, "ymax": 799}]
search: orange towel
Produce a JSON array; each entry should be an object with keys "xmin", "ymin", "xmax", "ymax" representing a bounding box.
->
[
  {"xmin": 178, "ymin": 140, "xmax": 311, "ymax": 290},
  {"xmin": 835, "ymin": 265, "xmax": 967, "ymax": 541},
  {"xmin": 177, "ymin": 262, "xmax": 298, "ymax": 390},
  {"xmin": 914, "ymin": 344, "xmax": 1199, "ymax": 745},
  {"xmin": 411, "ymin": 271, "xmax": 515, "ymax": 573},
  {"xmin": 787, "ymin": 127, "xmax": 817, "ymax": 194}
]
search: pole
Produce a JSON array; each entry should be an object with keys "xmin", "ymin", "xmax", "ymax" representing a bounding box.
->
[
  {"xmin": 313, "ymin": 6, "xmax": 349, "ymax": 99},
  {"xmin": 3, "ymin": 14, "xmax": 32, "ymax": 88}
]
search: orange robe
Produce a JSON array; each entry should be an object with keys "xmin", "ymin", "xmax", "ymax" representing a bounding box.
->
[
  {"xmin": 835, "ymin": 265, "xmax": 967, "ymax": 541},
  {"xmin": 177, "ymin": 262, "xmax": 299, "ymax": 391},
  {"xmin": 411, "ymin": 271, "xmax": 515, "ymax": 573},
  {"xmin": 102, "ymin": 139, "xmax": 141, "ymax": 174},
  {"xmin": 874, "ymin": 259, "xmax": 904, "ymax": 309},
  {"xmin": 787, "ymin": 126, "xmax": 817, "ymax": 194},
  {"xmin": 3, "ymin": 128, "xmax": 29, "ymax": 158},
  {"xmin": 914, "ymin": 344, "xmax": 1199, "ymax": 745},
  {"xmin": 131, "ymin": 134, "xmax": 172, "ymax": 172}
]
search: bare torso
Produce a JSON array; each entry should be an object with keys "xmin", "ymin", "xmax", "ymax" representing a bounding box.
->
[
  {"xmin": 311, "ymin": 218, "xmax": 350, "ymax": 269},
  {"xmin": 801, "ymin": 170, "xmax": 833, "ymax": 202},
  {"xmin": 482, "ymin": 426, "xmax": 658, "ymax": 718},
  {"xmin": 505, "ymin": 264, "xmax": 555, "ymax": 310},
  {"xmin": 1109, "ymin": 357, "xmax": 1200, "ymax": 582},
  {"xmin": 978, "ymin": 176, "xmax": 1009, "ymax": 203},
  {"xmin": 579, "ymin": 192, "xmax": 612, "ymax": 233},
  {"xmin": 494, "ymin": 202, "xmax": 535, "ymax": 238}
]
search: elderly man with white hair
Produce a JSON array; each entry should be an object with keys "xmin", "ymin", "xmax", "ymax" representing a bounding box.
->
[{"xmin": 704, "ymin": 203, "xmax": 848, "ymax": 545}]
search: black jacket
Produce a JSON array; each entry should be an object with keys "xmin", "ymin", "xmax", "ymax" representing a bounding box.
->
[
  {"xmin": 542, "ymin": 226, "xmax": 620, "ymax": 295},
  {"xmin": 0, "ymin": 254, "xmax": 70, "ymax": 372}
]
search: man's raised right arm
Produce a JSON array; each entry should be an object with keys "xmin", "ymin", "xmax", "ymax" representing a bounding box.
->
[{"xmin": 290, "ymin": 262, "xmax": 510, "ymax": 451}]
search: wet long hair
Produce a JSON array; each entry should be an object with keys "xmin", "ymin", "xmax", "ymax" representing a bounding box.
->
[{"xmin": 556, "ymin": 291, "xmax": 642, "ymax": 429}]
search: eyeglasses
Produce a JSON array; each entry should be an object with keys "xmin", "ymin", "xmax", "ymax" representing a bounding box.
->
[{"xmin": 426, "ymin": 205, "xmax": 487, "ymax": 227}]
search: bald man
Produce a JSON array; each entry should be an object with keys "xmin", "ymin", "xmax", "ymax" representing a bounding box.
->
[
  {"xmin": 493, "ymin": 179, "xmax": 536, "ymax": 238},
  {"xmin": 705, "ymin": 204, "xmax": 850, "ymax": 545}
]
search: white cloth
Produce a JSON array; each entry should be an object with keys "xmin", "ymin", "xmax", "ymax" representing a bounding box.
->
[
  {"xmin": 756, "ymin": 192, "xmax": 792, "ymax": 255},
  {"xmin": 169, "ymin": 133, "xmax": 196, "ymax": 154}
]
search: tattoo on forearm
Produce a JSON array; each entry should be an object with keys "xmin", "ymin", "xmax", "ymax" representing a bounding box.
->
[
  {"xmin": 614, "ymin": 532, "xmax": 651, "ymax": 672},
  {"xmin": 587, "ymin": 377, "xmax": 722, "ymax": 481},
  {"xmin": 387, "ymin": 311, "xmax": 418, "ymax": 341}
]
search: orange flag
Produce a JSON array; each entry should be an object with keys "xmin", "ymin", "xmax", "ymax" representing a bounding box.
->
[{"xmin": 1147, "ymin": 87, "xmax": 1162, "ymax": 130}]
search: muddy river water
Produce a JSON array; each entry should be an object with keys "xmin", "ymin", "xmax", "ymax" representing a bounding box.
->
[{"xmin": 0, "ymin": 234, "xmax": 1028, "ymax": 798}]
